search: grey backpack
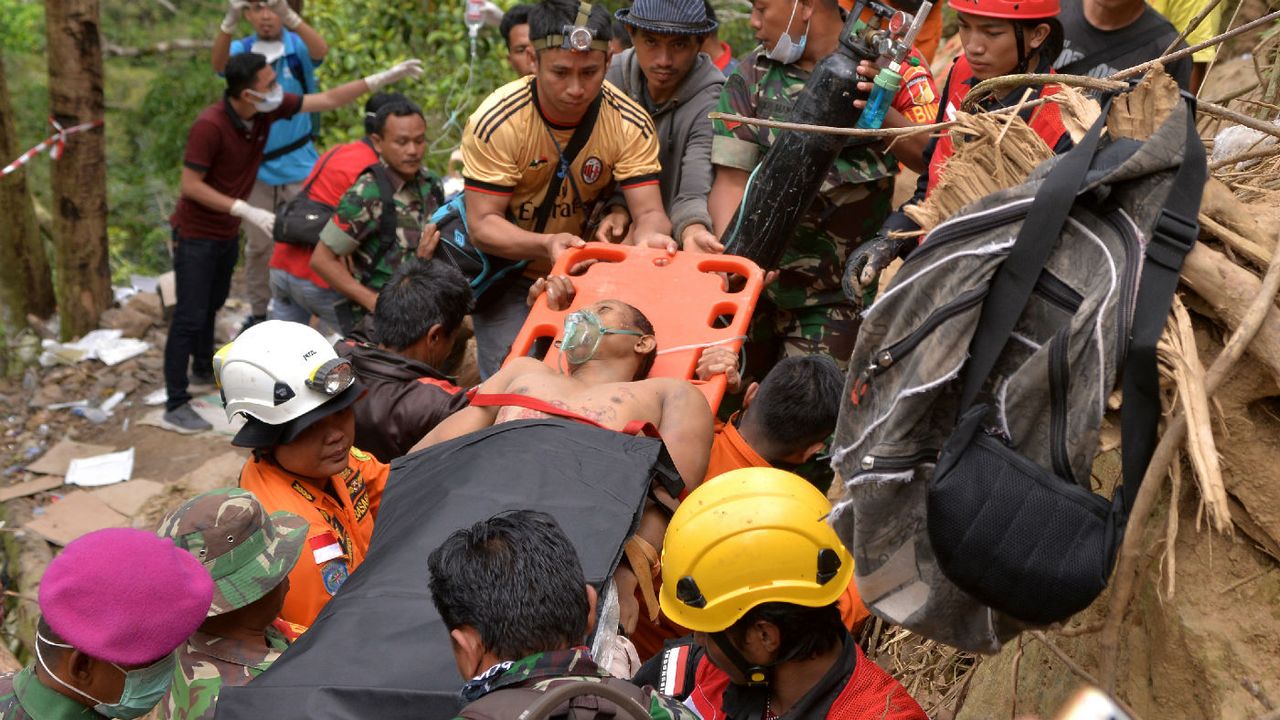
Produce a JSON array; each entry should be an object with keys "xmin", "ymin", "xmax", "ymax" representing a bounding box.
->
[{"xmin": 830, "ymin": 89, "xmax": 1205, "ymax": 652}]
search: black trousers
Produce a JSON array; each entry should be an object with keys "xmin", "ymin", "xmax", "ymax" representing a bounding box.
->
[{"xmin": 164, "ymin": 233, "xmax": 239, "ymax": 411}]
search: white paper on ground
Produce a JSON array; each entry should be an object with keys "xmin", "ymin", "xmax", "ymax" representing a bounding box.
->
[{"xmin": 65, "ymin": 448, "xmax": 135, "ymax": 487}]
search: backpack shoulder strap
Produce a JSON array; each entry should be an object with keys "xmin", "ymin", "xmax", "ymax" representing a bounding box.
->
[
  {"xmin": 1115, "ymin": 99, "xmax": 1204, "ymax": 514},
  {"xmin": 956, "ymin": 97, "xmax": 1111, "ymax": 412},
  {"xmin": 356, "ymin": 164, "xmax": 403, "ymax": 286},
  {"xmin": 298, "ymin": 146, "xmax": 340, "ymax": 200}
]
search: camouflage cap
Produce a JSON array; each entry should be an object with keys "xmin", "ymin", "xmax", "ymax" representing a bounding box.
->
[{"xmin": 158, "ymin": 488, "xmax": 307, "ymax": 616}]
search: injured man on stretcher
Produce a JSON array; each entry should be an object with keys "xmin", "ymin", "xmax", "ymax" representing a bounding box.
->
[{"xmin": 412, "ymin": 291, "xmax": 715, "ymax": 640}]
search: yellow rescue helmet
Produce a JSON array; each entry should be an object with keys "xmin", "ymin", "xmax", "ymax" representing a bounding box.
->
[{"xmin": 658, "ymin": 467, "xmax": 854, "ymax": 633}]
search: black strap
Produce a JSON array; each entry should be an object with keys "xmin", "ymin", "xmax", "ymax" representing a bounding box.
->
[
  {"xmin": 262, "ymin": 132, "xmax": 313, "ymax": 162},
  {"xmin": 531, "ymin": 87, "xmax": 603, "ymax": 234},
  {"xmin": 1115, "ymin": 99, "xmax": 1204, "ymax": 514},
  {"xmin": 298, "ymin": 146, "xmax": 341, "ymax": 199},
  {"xmin": 360, "ymin": 164, "xmax": 407, "ymax": 286},
  {"xmin": 957, "ymin": 98, "xmax": 1111, "ymax": 412}
]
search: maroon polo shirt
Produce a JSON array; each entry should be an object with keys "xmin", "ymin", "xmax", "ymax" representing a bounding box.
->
[{"xmin": 169, "ymin": 93, "xmax": 303, "ymax": 240}]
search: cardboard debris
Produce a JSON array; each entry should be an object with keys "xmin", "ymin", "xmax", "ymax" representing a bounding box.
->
[
  {"xmin": 0, "ymin": 476, "xmax": 65, "ymax": 503},
  {"xmin": 92, "ymin": 479, "xmax": 164, "ymax": 516},
  {"xmin": 65, "ymin": 448, "xmax": 135, "ymax": 487},
  {"xmin": 26, "ymin": 440, "xmax": 116, "ymax": 476},
  {"xmin": 24, "ymin": 491, "xmax": 130, "ymax": 546}
]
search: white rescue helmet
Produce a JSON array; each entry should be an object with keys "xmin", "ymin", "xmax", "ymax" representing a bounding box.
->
[{"xmin": 213, "ymin": 320, "xmax": 360, "ymax": 448}]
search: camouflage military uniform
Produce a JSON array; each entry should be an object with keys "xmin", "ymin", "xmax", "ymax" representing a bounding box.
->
[
  {"xmin": 712, "ymin": 47, "xmax": 901, "ymax": 370},
  {"xmin": 160, "ymin": 627, "xmax": 290, "ymax": 720},
  {"xmin": 318, "ymin": 163, "xmax": 444, "ymax": 293},
  {"xmin": 157, "ymin": 488, "xmax": 309, "ymax": 719},
  {"xmin": 456, "ymin": 648, "xmax": 697, "ymax": 720},
  {"xmin": 0, "ymin": 666, "xmax": 99, "ymax": 719}
]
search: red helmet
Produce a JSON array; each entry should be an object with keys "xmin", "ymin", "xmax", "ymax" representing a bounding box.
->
[{"xmin": 947, "ymin": 0, "xmax": 1059, "ymax": 20}]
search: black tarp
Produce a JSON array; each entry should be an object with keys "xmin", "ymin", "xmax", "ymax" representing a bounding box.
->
[{"xmin": 215, "ymin": 419, "xmax": 678, "ymax": 720}]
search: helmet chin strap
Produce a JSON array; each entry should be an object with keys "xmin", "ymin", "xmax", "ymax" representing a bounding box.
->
[
  {"xmin": 1012, "ymin": 22, "xmax": 1030, "ymax": 74},
  {"xmin": 712, "ymin": 632, "xmax": 770, "ymax": 686}
]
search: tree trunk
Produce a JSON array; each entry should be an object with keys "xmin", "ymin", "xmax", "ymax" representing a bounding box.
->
[
  {"xmin": 0, "ymin": 49, "xmax": 57, "ymax": 325},
  {"xmin": 44, "ymin": 0, "xmax": 111, "ymax": 341}
]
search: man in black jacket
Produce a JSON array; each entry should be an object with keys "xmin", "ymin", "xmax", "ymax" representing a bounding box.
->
[{"xmin": 335, "ymin": 258, "xmax": 473, "ymax": 461}]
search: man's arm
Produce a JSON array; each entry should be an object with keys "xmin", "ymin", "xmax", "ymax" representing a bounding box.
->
[
  {"xmin": 620, "ymin": 184, "xmax": 675, "ymax": 254},
  {"xmin": 655, "ymin": 380, "xmax": 714, "ymax": 491},
  {"xmin": 299, "ymin": 59, "xmax": 423, "ymax": 113},
  {"xmin": 670, "ymin": 87, "xmax": 720, "ymax": 251},
  {"xmin": 310, "ymin": 241, "xmax": 378, "ymax": 311},
  {"xmin": 180, "ymin": 166, "xmax": 236, "ymax": 214},
  {"xmin": 465, "ymin": 189, "xmax": 585, "ymax": 262},
  {"xmin": 408, "ymin": 357, "xmax": 546, "ymax": 452},
  {"xmin": 707, "ymin": 166, "xmax": 748, "ymax": 237},
  {"xmin": 211, "ymin": 0, "xmax": 244, "ymax": 73}
]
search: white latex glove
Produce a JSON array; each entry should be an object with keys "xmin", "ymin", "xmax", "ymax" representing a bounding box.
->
[
  {"xmin": 364, "ymin": 59, "xmax": 424, "ymax": 91},
  {"xmin": 220, "ymin": 0, "xmax": 249, "ymax": 34},
  {"xmin": 264, "ymin": 0, "xmax": 302, "ymax": 29},
  {"xmin": 230, "ymin": 199, "xmax": 276, "ymax": 237}
]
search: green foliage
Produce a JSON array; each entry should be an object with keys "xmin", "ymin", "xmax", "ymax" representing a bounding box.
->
[
  {"xmin": 0, "ymin": 0, "xmax": 44, "ymax": 53},
  {"xmin": 307, "ymin": 0, "xmax": 517, "ymax": 173}
]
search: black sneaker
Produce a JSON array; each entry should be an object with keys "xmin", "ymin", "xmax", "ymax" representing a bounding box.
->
[
  {"xmin": 239, "ymin": 314, "xmax": 267, "ymax": 335},
  {"xmin": 163, "ymin": 403, "xmax": 213, "ymax": 432}
]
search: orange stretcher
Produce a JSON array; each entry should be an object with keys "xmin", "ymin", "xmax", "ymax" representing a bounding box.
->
[{"xmin": 505, "ymin": 244, "xmax": 766, "ymax": 413}]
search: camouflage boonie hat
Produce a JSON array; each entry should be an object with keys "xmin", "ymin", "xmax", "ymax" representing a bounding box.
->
[{"xmin": 158, "ymin": 488, "xmax": 307, "ymax": 616}]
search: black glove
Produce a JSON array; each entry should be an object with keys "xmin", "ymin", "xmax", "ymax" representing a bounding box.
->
[{"xmin": 843, "ymin": 234, "xmax": 916, "ymax": 300}]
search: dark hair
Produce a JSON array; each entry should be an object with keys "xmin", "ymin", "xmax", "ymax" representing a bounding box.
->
[
  {"xmin": 727, "ymin": 602, "xmax": 845, "ymax": 663},
  {"xmin": 1023, "ymin": 17, "xmax": 1064, "ymax": 69},
  {"xmin": 528, "ymin": 0, "xmax": 613, "ymax": 51},
  {"xmin": 371, "ymin": 99, "xmax": 425, "ymax": 136},
  {"xmin": 742, "ymin": 355, "xmax": 843, "ymax": 456},
  {"xmin": 374, "ymin": 258, "xmax": 474, "ymax": 351},
  {"xmin": 364, "ymin": 92, "xmax": 409, "ymax": 136},
  {"xmin": 427, "ymin": 510, "xmax": 589, "ymax": 660},
  {"xmin": 501, "ymin": 4, "xmax": 533, "ymax": 47},
  {"xmin": 619, "ymin": 302, "xmax": 657, "ymax": 380},
  {"xmin": 611, "ymin": 19, "xmax": 632, "ymax": 48},
  {"xmin": 225, "ymin": 52, "xmax": 268, "ymax": 100}
]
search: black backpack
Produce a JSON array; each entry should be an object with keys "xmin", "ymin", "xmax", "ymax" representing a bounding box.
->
[{"xmin": 830, "ymin": 80, "xmax": 1205, "ymax": 652}]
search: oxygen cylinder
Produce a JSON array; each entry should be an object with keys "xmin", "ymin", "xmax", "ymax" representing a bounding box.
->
[{"xmin": 722, "ymin": 2, "xmax": 887, "ymax": 271}]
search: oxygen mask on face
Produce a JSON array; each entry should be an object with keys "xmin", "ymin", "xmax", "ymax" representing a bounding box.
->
[{"xmin": 559, "ymin": 310, "xmax": 644, "ymax": 365}]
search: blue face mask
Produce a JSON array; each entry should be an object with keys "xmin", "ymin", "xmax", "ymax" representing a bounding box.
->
[
  {"xmin": 36, "ymin": 633, "xmax": 176, "ymax": 720},
  {"xmin": 559, "ymin": 310, "xmax": 644, "ymax": 365},
  {"xmin": 765, "ymin": 0, "xmax": 811, "ymax": 65}
]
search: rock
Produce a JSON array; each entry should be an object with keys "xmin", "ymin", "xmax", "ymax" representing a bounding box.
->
[
  {"xmin": 125, "ymin": 292, "xmax": 164, "ymax": 322},
  {"xmin": 30, "ymin": 384, "xmax": 64, "ymax": 408},
  {"xmin": 99, "ymin": 307, "xmax": 155, "ymax": 339}
]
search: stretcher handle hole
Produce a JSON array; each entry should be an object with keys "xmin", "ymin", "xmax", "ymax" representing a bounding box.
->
[{"xmin": 708, "ymin": 301, "xmax": 737, "ymax": 328}]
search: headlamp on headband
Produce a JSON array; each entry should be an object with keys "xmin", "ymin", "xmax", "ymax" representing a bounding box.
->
[
  {"xmin": 306, "ymin": 358, "xmax": 355, "ymax": 396},
  {"xmin": 536, "ymin": 1, "xmax": 610, "ymax": 52}
]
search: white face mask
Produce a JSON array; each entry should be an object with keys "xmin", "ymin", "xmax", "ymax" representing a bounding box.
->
[
  {"xmin": 247, "ymin": 84, "xmax": 284, "ymax": 113},
  {"xmin": 35, "ymin": 633, "xmax": 176, "ymax": 720},
  {"xmin": 765, "ymin": 0, "xmax": 811, "ymax": 65}
]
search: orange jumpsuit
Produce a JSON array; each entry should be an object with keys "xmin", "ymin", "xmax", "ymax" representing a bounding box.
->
[{"xmin": 238, "ymin": 447, "xmax": 389, "ymax": 627}]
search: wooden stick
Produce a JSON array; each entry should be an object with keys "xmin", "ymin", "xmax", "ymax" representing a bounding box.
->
[
  {"xmin": 1209, "ymin": 144, "xmax": 1280, "ymax": 172},
  {"xmin": 1110, "ymin": 9, "xmax": 1280, "ymax": 81},
  {"xmin": 1161, "ymin": 0, "xmax": 1227, "ymax": 57},
  {"xmin": 706, "ymin": 111, "xmax": 954, "ymax": 138},
  {"xmin": 1200, "ymin": 214, "xmax": 1272, "ymax": 267},
  {"xmin": 1099, "ymin": 228, "xmax": 1280, "ymax": 690}
]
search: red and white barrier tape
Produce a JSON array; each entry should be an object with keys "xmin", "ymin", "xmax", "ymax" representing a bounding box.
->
[{"xmin": 1, "ymin": 117, "xmax": 103, "ymax": 177}]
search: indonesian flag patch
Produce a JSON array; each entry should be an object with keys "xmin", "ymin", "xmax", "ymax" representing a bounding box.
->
[{"xmin": 310, "ymin": 532, "xmax": 344, "ymax": 565}]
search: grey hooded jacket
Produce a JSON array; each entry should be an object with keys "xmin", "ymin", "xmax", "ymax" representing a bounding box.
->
[{"xmin": 606, "ymin": 48, "xmax": 724, "ymax": 240}]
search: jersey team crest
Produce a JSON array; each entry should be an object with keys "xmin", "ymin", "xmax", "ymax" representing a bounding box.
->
[{"xmin": 581, "ymin": 156, "xmax": 603, "ymax": 184}]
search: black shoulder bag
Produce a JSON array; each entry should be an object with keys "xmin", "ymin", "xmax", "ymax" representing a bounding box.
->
[{"xmin": 273, "ymin": 138, "xmax": 377, "ymax": 247}]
